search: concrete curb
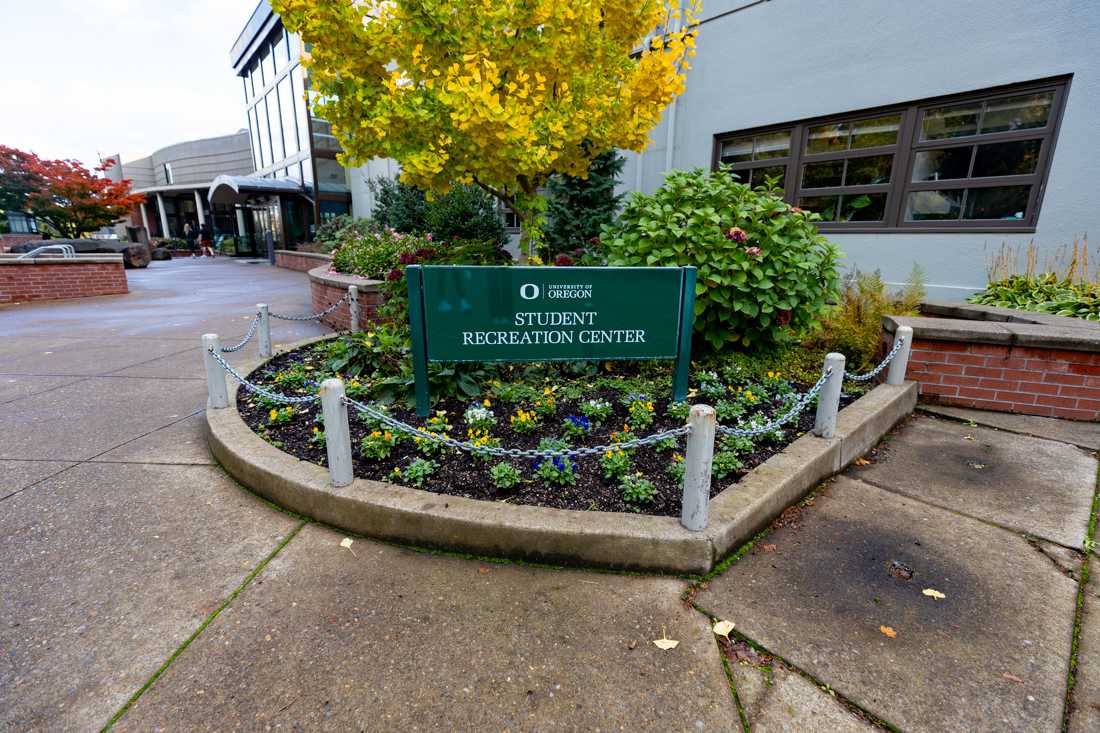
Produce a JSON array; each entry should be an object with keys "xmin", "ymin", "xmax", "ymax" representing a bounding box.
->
[{"xmin": 206, "ymin": 336, "xmax": 917, "ymax": 573}]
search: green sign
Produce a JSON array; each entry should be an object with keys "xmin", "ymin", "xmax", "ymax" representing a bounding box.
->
[{"xmin": 406, "ymin": 265, "xmax": 696, "ymax": 415}]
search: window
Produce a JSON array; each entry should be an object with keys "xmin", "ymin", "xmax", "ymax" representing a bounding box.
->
[
  {"xmin": 255, "ymin": 97, "xmax": 271, "ymax": 168},
  {"xmin": 163, "ymin": 163, "xmax": 174, "ymax": 185},
  {"xmin": 315, "ymin": 157, "xmax": 348, "ymax": 193},
  {"xmin": 712, "ymin": 77, "xmax": 1069, "ymax": 232},
  {"xmin": 278, "ymin": 77, "xmax": 298, "ymax": 156},
  {"xmin": 273, "ymin": 31, "xmax": 288, "ymax": 72},
  {"xmin": 267, "ymin": 90, "xmax": 286, "ymax": 163},
  {"xmin": 6, "ymin": 211, "xmax": 38, "ymax": 234}
]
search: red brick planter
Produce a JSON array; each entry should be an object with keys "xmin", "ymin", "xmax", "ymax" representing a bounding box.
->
[
  {"xmin": 884, "ymin": 303, "xmax": 1100, "ymax": 421},
  {"xmin": 275, "ymin": 249, "xmax": 333, "ymax": 272},
  {"xmin": 307, "ymin": 264, "xmax": 384, "ymax": 331},
  {"xmin": 0, "ymin": 254, "xmax": 128, "ymax": 304}
]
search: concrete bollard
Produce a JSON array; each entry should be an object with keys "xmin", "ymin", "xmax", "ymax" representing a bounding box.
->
[
  {"xmin": 886, "ymin": 325, "xmax": 913, "ymax": 386},
  {"xmin": 320, "ymin": 378, "xmax": 354, "ymax": 487},
  {"xmin": 680, "ymin": 404, "xmax": 716, "ymax": 532},
  {"xmin": 348, "ymin": 285, "xmax": 359, "ymax": 333},
  {"xmin": 201, "ymin": 333, "xmax": 229, "ymax": 409},
  {"xmin": 257, "ymin": 303, "xmax": 272, "ymax": 358},
  {"xmin": 812, "ymin": 353, "xmax": 846, "ymax": 439}
]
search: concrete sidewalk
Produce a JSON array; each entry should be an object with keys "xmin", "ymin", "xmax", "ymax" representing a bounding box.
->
[{"xmin": 1, "ymin": 259, "xmax": 1097, "ymax": 732}]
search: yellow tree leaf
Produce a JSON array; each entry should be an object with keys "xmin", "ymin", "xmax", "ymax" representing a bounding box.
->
[
  {"xmin": 922, "ymin": 588, "xmax": 946, "ymax": 600},
  {"xmin": 712, "ymin": 620, "xmax": 735, "ymax": 639},
  {"xmin": 879, "ymin": 625, "xmax": 897, "ymax": 639}
]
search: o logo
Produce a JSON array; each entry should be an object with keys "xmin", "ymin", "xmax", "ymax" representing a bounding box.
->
[{"xmin": 519, "ymin": 283, "xmax": 540, "ymax": 300}]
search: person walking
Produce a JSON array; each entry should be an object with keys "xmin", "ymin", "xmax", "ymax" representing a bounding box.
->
[
  {"xmin": 183, "ymin": 222, "xmax": 197, "ymax": 256},
  {"xmin": 199, "ymin": 223, "xmax": 215, "ymax": 258}
]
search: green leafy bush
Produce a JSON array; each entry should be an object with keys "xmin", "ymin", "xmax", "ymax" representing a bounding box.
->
[
  {"xmin": 969, "ymin": 274, "xmax": 1100, "ymax": 320},
  {"xmin": 544, "ymin": 150, "xmax": 623, "ymax": 258},
  {"xmin": 313, "ymin": 215, "xmax": 374, "ymax": 253},
  {"xmin": 331, "ymin": 229, "xmax": 422, "ymax": 280},
  {"xmin": 603, "ymin": 167, "xmax": 841, "ymax": 350},
  {"xmin": 369, "ymin": 177, "xmax": 505, "ymax": 245},
  {"xmin": 368, "ymin": 177, "xmax": 429, "ymax": 234}
]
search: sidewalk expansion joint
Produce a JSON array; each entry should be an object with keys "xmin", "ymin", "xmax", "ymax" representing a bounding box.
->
[{"xmin": 1061, "ymin": 469, "xmax": 1098, "ymax": 732}]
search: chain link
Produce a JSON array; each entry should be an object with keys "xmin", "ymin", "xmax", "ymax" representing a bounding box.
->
[
  {"xmin": 717, "ymin": 368, "xmax": 831, "ymax": 437},
  {"xmin": 343, "ymin": 395, "xmax": 690, "ymax": 459},
  {"xmin": 269, "ymin": 291, "xmax": 350, "ymax": 321},
  {"xmin": 220, "ymin": 313, "xmax": 261, "ymax": 353},
  {"xmin": 844, "ymin": 336, "xmax": 905, "ymax": 382},
  {"xmin": 206, "ymin": 348, "xmax": 320, "ymax": 404}
]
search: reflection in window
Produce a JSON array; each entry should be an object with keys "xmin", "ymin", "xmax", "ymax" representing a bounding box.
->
[
  {"xmin": 912, "ymin": 147, "xmax": 971, "ymax": 181},
  {"xmin": 906, "ymin": 190, "xmax": 964, "ymax": 220},
  {"xmin": 922, "ymin": 103, "xmax": 979, "ymax": 140},
  {"xmin": 980, "ymin": 92, "xmax": 1052, "ymax": 133},
  {"xmin": 807, "ymin": 123, "xmax": 848, "ymax": 154},
  {"xmin": 964, "ymin": 186, "xmax": 1030, "ymax": 220},
  {"xmin": 163, "ymin": 163, "xmax": 174, "ymax": 184},
  {"xmin": 719, "ymin": 131, "xmax": 790, "ymax": 164},
  {"xmin": 803, "ymin": 160, "xmax": 843, "ymax": 188},
  {"xmin": 249, "ymin": 107, "xmax": 262, "ymax": 171},
  {"xmin": 267, "ymin": 92, "xmax": 285, "ymax": 162},
  {"xmin": 972, "ymin": 139, "xmax": 1041, "ymax": 177},
  {"xmin": 800, "ymin": 193, "xmax": 887, "ymax": 222},
  {"xmin": 273, "ymin": 32, "xmax": 287, "ymax": 71},
  {"xmin": 315, "ymin": 158, "xmax": 348, "ymax": 193},
  {"xmin": 845, "ymin": 154, "xmax": 893, "ymax": 185},
  {"xmin": 255, "ymin": 97, "xmax": 271, "ymax": 168},
  {"xmin": 278, "ymin": 78, "xmax": 298, "ymax": 156},
  {"xmin": 851, "ymin": 115, "xmax": 900, "ymax": 149}
]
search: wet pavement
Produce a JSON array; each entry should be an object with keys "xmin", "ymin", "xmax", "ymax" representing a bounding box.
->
[{"xmin": 1, "ymin": 259, "xmax": 1097, "ymax": 732}]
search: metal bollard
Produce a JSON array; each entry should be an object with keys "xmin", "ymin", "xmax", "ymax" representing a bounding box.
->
[
  {"xmin": 201, "ymin": 333, "xmax": 229, "ymax": 409},
  {"xmin": 812, "ymin": 353, "xmax": 846, "ymax": 439},
  {"xmin": 886, "ymin": 325, "xmax": 913, "ymax": 386},
  {"xmin": 257, "ymin": 303, "xmax": 272, "ymax": 358},
  {"xmin": 320, "ymin": 378, "xmax": 354, "ymax": 487},
  {"xmin": 680, "ymin": 404, "xmax": 716, "ymax": 531},
  {"xmin": 348, "ymin": 285, "xmax": 359, "ymax": 333}
]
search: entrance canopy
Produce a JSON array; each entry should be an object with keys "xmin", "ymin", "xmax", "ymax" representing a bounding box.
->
[{"xmin": 207, "ymin": 175, "xmax": 311, "ymax": 205}]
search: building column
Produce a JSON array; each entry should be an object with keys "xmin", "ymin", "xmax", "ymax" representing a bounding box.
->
[
  {"xmin": 156, "ymin": 193, "xmax": 170, "ymax": 238},
  {"xmin": 139, "ymin": 201, "xmax": 151, "ymax": 236},
  {"xmin": 194, "ymin": 189, "xmax": 207, "ymax": 227}
]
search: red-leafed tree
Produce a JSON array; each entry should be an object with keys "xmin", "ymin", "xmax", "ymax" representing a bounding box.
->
[{"xmin": 0, "ymin": 145, "xmax": 144, "ymax": 239}]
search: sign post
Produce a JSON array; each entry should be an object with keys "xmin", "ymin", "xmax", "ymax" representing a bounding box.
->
[{"xmin": 406, "ymin": 265, "xmax": 696, "ymax": 417}]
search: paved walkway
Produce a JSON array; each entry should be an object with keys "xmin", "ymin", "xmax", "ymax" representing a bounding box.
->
[{"xmin": 1, "ymin": 259, "xmax": 1097, "ymax": 732}]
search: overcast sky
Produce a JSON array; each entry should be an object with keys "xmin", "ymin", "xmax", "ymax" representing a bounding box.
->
[{"xmin": 1, "ymin": 0, "xmax": 260, "ymax": 168}]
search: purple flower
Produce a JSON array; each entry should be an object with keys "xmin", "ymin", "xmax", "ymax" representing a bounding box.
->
[
  {"xmin": 554, "ymin": 254, "xmax": 574, "ymax": 266},
  {"xmin": 387, "ymin": 268, "xmax": 403, "ymax": 281},
  {"xmin": 777, "ymin": 309, "xmax": 792, "ymax": 326},
  {"xmin": 744, "ymin": 246, "xmax": 762, "ymax": 257},
  {"xmin": 398, "ymin": 252, "xmax": 417, "ymax": 265},
  {"xmin": 725, "ymin": 226, "xmax": 748, "ymax": 243}
]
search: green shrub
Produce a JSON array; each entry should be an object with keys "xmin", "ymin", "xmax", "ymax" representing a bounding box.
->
[
  {"xmin": 331, "ymin": 229, "xmax": 422, "ymax": 279},
  {"xmin": 544, "ymin": 150, "xmax": 623, "ymax": 258},
  {"xmin": 425, "ymin": 185, "xmax": 506, "ymax": 245},
  {"xmin": 620, "ymin": 473, "xmax": 656, "ymax": 505},
  {"xmin": 489, "ymin": 462, "xmax": 522, "ymax": 490},
  {"xmin": 368, "ymin": 177, "xmax": 429, "ymax": 234},
  {"xmin": 313, "ymin": 215, "xmax": 374, "ymax": 253},
  {"xmin": 970, "ymin": 274, "xmax": 1100, "ymax": 320},
  {"xmin": 603, "ymin": 166, "xmax": 841, "ymax": 350}
]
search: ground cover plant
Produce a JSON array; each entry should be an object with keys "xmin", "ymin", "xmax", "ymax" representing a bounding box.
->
[
  {"xmin": 968, "ymin": 239, "xmax": 1099, "ymax": 320},
  {"xmin": 238, "ymin": 339, "xmax": 860, "ymax": 517}
]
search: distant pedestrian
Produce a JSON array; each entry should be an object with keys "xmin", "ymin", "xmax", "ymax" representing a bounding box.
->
[
  {"xmin": 199, "ymin": 224, "xmax": 215, "ymax": 257},
  {"xmin": 184, "ymin": 222, "xmax": 197, "ymax": 255}
]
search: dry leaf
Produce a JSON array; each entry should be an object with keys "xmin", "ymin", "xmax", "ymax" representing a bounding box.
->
[
  {"xmin": 653, "ymin": 637, "xmax": 679, "ymax": 650},
  {"xmin": 922, "ymin": 588, "xmax": 946, "ymax": 600},
  {"xmin": 478, "ymin": 566, "xmax": 491, "ymax": 574},
  {"xmin": 712, "ymin": 620, "xmax": 735, "ymax": 639},
  {"xmin": 879, "ymin": 625, "xmax": 897, "ymax": 639},
  {"xmin": 963, "ymin": 435, "xmax": 975, "ymax": 442},
  {"xmin": 339, "ymin": 538, "xmax": 354, "ymax": 549},
  {"xmin": 761, "ymin": 544, "xmax": 777, "ymax": 553},
  {"xmin": 854, "ymin": 457, "xmax": 871, "ymax": 466},
  {"xmin": 1002, "ymin": 672, "xmax": 1024, "ymax": 683}
]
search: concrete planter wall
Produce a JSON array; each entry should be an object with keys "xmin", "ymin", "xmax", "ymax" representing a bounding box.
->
[
  {"xmin": 0, "ymin": 254, "xmax": 128, "ymax": 304},
  {"xmin": 307, "ymin": 264, "xmax": 385, "ymax": 331},
  {"xmin": 884, "ymin": 302, "xmax": 1100, "ymax": 421},
  {"xmin": 275, "ymin": 249, "xmax": 333, "ymax": 273}
]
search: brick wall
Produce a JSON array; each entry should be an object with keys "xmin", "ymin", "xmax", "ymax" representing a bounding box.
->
[
  {"xmin": 275, "ymin": 250, "xmax": 332, "ymax": 272},
  {"xmin": 310, "ymin": 277, "xmax": 384, "ymax": 331},
  {"xmin": 0, "ymin": 234, "xmax": 44, "ymax": 252},
  {"xmin": 0, "ymin": 261, "xmax": 128, "ymax": 304},
  {"xmin": 907, "ymin": 338, "xmax": 1100, "ymax": 421}
]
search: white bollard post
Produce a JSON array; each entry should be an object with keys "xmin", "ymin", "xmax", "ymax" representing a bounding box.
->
[
  {"xmin": 320, "ymin": 378, "xmax": 354, "ymax": 487},
  {"xmin": 257, "ymin": 303, "xmax": 272, "ymax": 358},
  {"xmin": 886, "ymin": 325, "xmax": 914, "ymax": 386},
  {"xmin": 813, "ymin": 353, "xmax": 846, "ymax": 439},
  {"xmin": 348, "ymin": 285, "xmax": 359, "ymax": 333},
  {"xmin": 201, "ymin": 334, "xmax": 229, "ymax": 409},
  {"xmin": 681, "ymin": 404, "xmax": 716, "ymax": 532}
]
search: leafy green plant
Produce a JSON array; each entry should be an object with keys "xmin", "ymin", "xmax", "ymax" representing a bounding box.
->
[
  {"xmin": 544, "ymin": 150, "xmax": 623, "ymax": 258},
  {"xmin": 600, "ymin": 448, "xmax": 632, "ymax": 481},
  {"xmin": 712, "ymin": 451, "xmax": 744, "ymax": 480},
  {"xmin": 489, "ymin": 462, "xmax": 522, "ymax": 490},
  {"xmin": 535, "ymin": 455, "xmax": 577, "ymax": 486},
  {"xmin": 509, "ymin": 408, "xmax": 540, "ymax": 434},
  {"xmin": 393, "ymin": 457, "xmax": 436, "ymax": 487},
  {"xmin": 309, "ymin": 426, "xmax": 326, "ymax": 448},
  {"xmin": 360, "ymin": 429, "xmax": 398, "ymax": 459},
  {"xmin": 714, "ymin": 398, "xmax": 746, "ymax": 423},
  {"xmin": 562, "ymin": 415, "xmax": 591, "ymax": 439},
  {"xmin": 665, "ymin": 401, "xmax": 691, "ymax": 421},
  {"xmin": 465, "ymin": 428, "xmax": 500, "ymax": 461},
  {"xmin": 720, "ymin": 432, "xmax": 755, "ymax": 456},
  {"xmin": 463, "ymin": 404, "xmax": 497, "ymax": 431},
  {"xmin": 579, "ymin": 398, "xmax": 613, "ymax": 423},
  {"xmin": 267, "ymin": 406, "xmax": 296, "ymax": 426},
  {"xmin": 624, "ymin": 394, "xmax": 655, "ymax": 429},
  {"xmin": 970, "ymin": 274, "xmax": 1100, "ymax": 320},
  {"xmin": 604, "ymin": 166, "xmax": 841, "ymax": 350},
  {"xmin": 666, "ymin": 452, "xmax": 685, "ymax": 483},
  {"xmin": 620, "ymin": 473, "xmax": 656, "ymax": 505}
]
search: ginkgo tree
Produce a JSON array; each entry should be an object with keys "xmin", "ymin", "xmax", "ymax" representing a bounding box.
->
[{"xmin": 274, "ymin": 0, "xmax": 699, "ymax": 254}]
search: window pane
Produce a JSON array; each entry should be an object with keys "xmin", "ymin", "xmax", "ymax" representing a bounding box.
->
[
  {"xmin": 802, "ymin": 160, "xmax": 843, "ymax": 188},
  {"xmin": 752, "ymin": 165, "xmax": 786, "ymax": 190},
  {"xmin": 292, "ymin": 70, "xmax": 310, "ymax": 157},
  {"xmin": 963, "ymin": 185, "xmax": 1030, "ymax": 220},
  {"xmin": 720, "ymin": 137, "xmax": 752, "ymax": 164},
  {"xmin": 912, "ymin": 147, "xmax": 971, "ymax": 181},
  {"xmin": 257, "ymin": 46, "xmax": 269, "ymax": 87},
  {"xmin": 807, "ymin": 123, "xmax": 848, "ymax": 154},
  {"xmin": 905, "ymin": 189, "xmax": 963, "ymax": 220},
  {"xmin": 273, "ymin": 32, "xmax": 287, "ymax": 70},
  {"xmin": 249, "ymin": 107, "xmax": 262, "ymax": 171},
  {"xmin": 922, "ymin": 102, "xmax": 979, "ymax": 140},
  {"xmin": 851, "ymin": 115, "xmax": 900, "ymax": 149},
  {"xmin": 267, "ymin": 91, "xmax": 285, "ymax": 162},
  {"xmin": 278, "ymin": 77, "xmax": 298, "ymax": 156},
  {"xmin": 841, "ymin": 193, "xmax": 887, "ymax": 222},
  {"xmin": 287, "ymin": 31, "xmax": 300, "ymax": 63},
  {"xmin": 845, "ymin": 154, "xmax": 893, "ymax": 185},
  {"xmin": 981, "ymin": 92, "xmax": 1053, "ymax": 133},
  {"xmin": 754, "ymin": 131, "xmax": 790, "ymax": 160},
  {"xmin": 972, "ymin": 139, "xmax": 1041, "ymax": 177},
  {"xmin": 315, "ymin": 158, "xmax": 348, "ymax": 193},
  {"xmin": 255, "ymin": 97, "xmax": 271, "ymax": 168},
  {"xmin": 798, "ymin": 195, "xmax": 840, "ymax": 221}
]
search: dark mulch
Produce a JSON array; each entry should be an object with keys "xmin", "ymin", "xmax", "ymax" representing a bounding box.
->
[{"xmin": 237, "ymin": 346, "xmax": 854, "ymax": 517}]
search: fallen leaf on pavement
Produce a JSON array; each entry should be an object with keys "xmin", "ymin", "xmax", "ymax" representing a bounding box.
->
[
  {"xmin": 761, "ymin": 543, "xmax": 777, "ymax": 553},
  {"xmin": 653, "ymin": 626, "xmax": 679, "ymax": 650},
  {"xmin": 854, "ymin": 457, "xmax": 871, "ymax": 466},
  {"xmin": 879, "ymin": 625, "xmax": 897, "ymax": 638},
  {"xmin": 922, "ymin": 588, "xmax": 946, "ymax": 600},
  {"xmin": 478, "ymin": 566, "xmax": 491, "ymax": 574},
  {"xmin": 339, "ymin": 538, "xmax": 357, "ymax": 557},
  {"xmin": 1002, "ymin": 672, "xmax": 1024, "ymax": 683},
  {"xmin": 963, "ymin": 435, "xmax": 976, "ymax": 442},
  {"xmin": 712, "ymin": 620, "xmax": 735, "ymax": 639}
]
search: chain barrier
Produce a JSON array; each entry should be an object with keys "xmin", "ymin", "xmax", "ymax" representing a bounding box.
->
[
  {"xmin": 343, "ymin": 395, "xmax": 690, "ymax": 460},
  {"xmin": 220, "ymin": 313, "xmax": 261, "ymax": 353},
  {"xmin": 206, "ymin": 348, "xmax": 320, "ymax": 405},
  {"xmin": 717, "ymin": 368, "xmax": 831, "ymax": 438},
  {"xmin": 844, "ymin": 336, "xmax": 905, "ymax": 382},
  {"xmin": 269, "ymin": 291, "xmax": 350, "ymax": 322}
]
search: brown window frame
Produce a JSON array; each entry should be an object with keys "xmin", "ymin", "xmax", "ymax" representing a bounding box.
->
[{"xmin": 711, "ymin": 76, "xmax": 1071, "ymax": 234}]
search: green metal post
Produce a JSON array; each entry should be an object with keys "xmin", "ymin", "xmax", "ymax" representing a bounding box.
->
[
  {"xmin": 406, "ymin": 265, "xmax": 431, "ymax": 417},
  {"xmin": 671, "ymin": 266, "xmax": 697, "ymax": 402}
]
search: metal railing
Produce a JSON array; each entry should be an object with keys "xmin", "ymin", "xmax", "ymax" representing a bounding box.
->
[
  {"xmin": 16, "ymin": 244, "xmax": 76, "ymax": 259},
  {"xmin": 201, "ymin": 323, "xmax": 914, "ymax": 533}
]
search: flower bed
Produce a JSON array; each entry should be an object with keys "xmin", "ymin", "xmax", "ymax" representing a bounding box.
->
[{"xmin": 235, "ymin": 339, "xmax": 858, "ymax": 516}]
